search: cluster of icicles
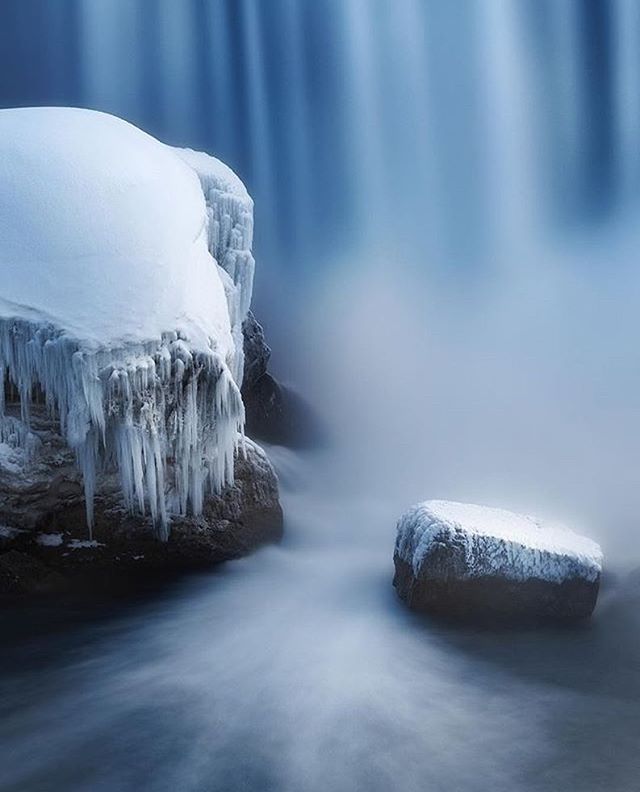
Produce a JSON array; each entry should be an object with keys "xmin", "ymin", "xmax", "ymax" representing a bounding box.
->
[{"xmin": 0, "ymin": 150, "xmax": 255, "ymax": 541}]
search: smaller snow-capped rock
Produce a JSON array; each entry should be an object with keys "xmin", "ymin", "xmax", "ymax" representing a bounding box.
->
[{"xmin": 393, "ymin": 500, "xmax": 603, "ymax": 623}]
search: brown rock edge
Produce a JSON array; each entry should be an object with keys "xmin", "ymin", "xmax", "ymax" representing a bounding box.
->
[
  {"xmin": 0, "ymin": 434, "xmax": 283, "ymax": 598},
  {"xmin": 393, "ymin": 556, "xmax": 600, "ymax": 624}
]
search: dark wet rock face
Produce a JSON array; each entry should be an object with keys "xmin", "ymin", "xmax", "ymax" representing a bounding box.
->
[
  {"xmin": 242, "ymin": 311, "xmax": 323, "ymax": 448},
  {"xmin": 393, "ymin": 557, "xmax": 600, "ymax": 625},
  {"xmin": 242, "ymin": 371, "xmax": 322, "ymax": 448},
  {"xmin": 0, "ymin": 550, "xmax": 68, "ymax": 595},
  {"xmin": 242, "ymin": 310, "xmax": 272, "ymax": 389},
  {"xmin": 0, "ymin": 408, "xmax": 282, "ymax": 597}
]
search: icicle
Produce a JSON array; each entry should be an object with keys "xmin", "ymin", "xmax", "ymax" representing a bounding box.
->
[{"xmin": 0, "ymin": 319, "xmax": 244, "ymax": 540}]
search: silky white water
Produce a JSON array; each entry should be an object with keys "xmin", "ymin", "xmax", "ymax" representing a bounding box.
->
[{"xmin": 0, "ymin": 445, "xmax": 638, "ymax": 792}]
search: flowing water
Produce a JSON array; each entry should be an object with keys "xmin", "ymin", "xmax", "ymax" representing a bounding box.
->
[
  {"xmin": 2, "ymin": 2, "xmax": 640, "ymax": 790},
  {"xmin": 0, "ymin": 447, "xmax": 639, "ymax": 791}
]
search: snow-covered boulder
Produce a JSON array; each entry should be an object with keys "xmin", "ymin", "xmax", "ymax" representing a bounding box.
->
[
  {"xmin": 0, "ymin": 107, "xmax": 256, "ymax": 539},
  {"xmin": 394, "ymin": 500, "xmax": 603, "ymax": 623}
]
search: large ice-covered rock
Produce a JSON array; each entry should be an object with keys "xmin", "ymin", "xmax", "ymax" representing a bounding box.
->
[
  {"xmin": 394, "ymin": 500, "xmax": 603, "ymax": 622},
  {"xmin": 0, "ymin": 107, "xmax": 255, "ymax": 538}
]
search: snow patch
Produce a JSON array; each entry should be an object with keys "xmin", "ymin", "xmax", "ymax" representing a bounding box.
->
[
  {"xmin": 0, "ymin": 443, "xmax": 23, "ymax": 474},
  {"xmin": 68, "ymin": 539, "xmax": 103, "ymax": 550},
  {"xmin": 0, "ymin": 416, "xmax": 40, "ymax": 472},
  {"xmin": 395, "ymin": 500, "xmax": 603, "ymax": 584},
  {"xmin": 37, "ymin": 533, "xmax": 64, "ymax": 547},
  {"xmin": 0, "ymin": 525, "xmax": 23, "ymax": 538}
]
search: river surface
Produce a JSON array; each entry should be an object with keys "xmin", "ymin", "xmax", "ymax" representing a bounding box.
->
[{"xmin": 0, "ymin": 446, "xmax": 639, "ymax": 792}]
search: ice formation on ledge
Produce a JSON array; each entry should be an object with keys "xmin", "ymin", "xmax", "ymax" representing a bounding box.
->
[
  {"xmin": 174, "ymin": 148, "xmax": 255, "ymax": 385},
  {"xmin": 0, "ymin": 107, "xmax": 256, "ymax": 539},
  {"xmin": 395, "ymin": 500, "xmax": 603, "ymax": 584}
]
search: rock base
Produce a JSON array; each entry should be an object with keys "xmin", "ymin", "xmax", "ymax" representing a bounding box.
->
[
  {"xmin": 393, "ymin": 556, "xmax": 600, "ymax": 624},
  {"xmin": 0, "ymin": 409, "xmax": 283, "ymax": 598}
]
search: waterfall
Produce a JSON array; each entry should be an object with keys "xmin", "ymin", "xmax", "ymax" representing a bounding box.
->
[
  {"xmin": 479, "ymin": 1, "xmax": 539, "ymax": 257},
  {"xmin": 613, "ymin": 0, "xmax": 640, "ymax": 200},
  {"xmin": 2, "ymin": 1, "xmax": 639, "ymax": 277},
  {"xmin": 239, "ymin": 0, "xmax": 276, "ymax": 254}
]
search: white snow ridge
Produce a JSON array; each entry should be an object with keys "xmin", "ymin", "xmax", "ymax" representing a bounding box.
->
[
  {"xmin": 396, "ymin": 500, "xmax": 603, "ymax": 585},
  {"xmin": 0, "ymin": 107, "xmax": 256, "ymax": 539}
]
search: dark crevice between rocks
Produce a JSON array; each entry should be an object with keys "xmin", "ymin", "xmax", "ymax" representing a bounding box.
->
[{"xmin": 241, "ymin": 311, "xmax": 324, "ymax": 448}]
